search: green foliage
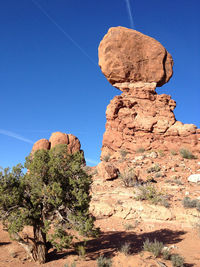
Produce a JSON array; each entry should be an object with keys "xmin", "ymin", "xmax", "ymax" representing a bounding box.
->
[
  {"xmin": 124, "ymin": 223, "xmax": 134, "ymax": 231},
  {"xmin": 102, "ymin": 154, "xmax": 110, "ymax": 162},
  {"xmin": 143, "ymin": 239, "xmax": 164, "ymax": 258},
  {"xmin": 97, "ymin": 256, "xmax": 112, "ymax": 267},
  {"xmin": 136, "ymin": 147, "xmax": 145, "ymax": 153},
  {"xmin": 120, "ymin": 149, "xmax": 128, "ymax": 158},
  {"xmin": 119, "ymin": 242, "xmax": 131, "ymax": 255},
  {"xmin": 179, "ymin": 148, "xmax": 196, "ymax": 159},
  {"xmin": 64, "ymin": 262, "xmax": 76, "ymax": 267},
  {"xmin": 119, "ymin": 168, "xmax": 138, "ymax": 187},
  {"xmin": 182, "ymin": 197, "xmax": 200, "ymax": 212},
  {"xmin": 158, "ymin": 150, "xmax": 165, "ymax": 157},
  {"xmin": 0, "ymin": 144, "xmax": 98, "ymax": 263},
  {"xmin": 170, "ymin": 254, "xmax": 184, "ymax": 267},
  {"xmin": 147, "ymin": 164, "xmax": 161, "ymax": 173},
  {"xmin": 162, "ymin": 249, "xmax": 171, "ymax": 260},
  {"xmin": 75, "ymin": 244, "xmax": 86, "ymax": 258},
  {"xmin": 135, "ymin": 184, "xmax": 170, "ymax": 207},
  {"xmin": 171, "ymin": 150, "xmax": 178, "ymax": 156}
]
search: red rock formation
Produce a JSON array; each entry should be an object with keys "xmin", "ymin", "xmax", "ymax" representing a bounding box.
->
[
  {"xmin": 99, "ymin": 27, "xmax": 173, "ymax": 88},
  {"xmin": 31, "ymin": 139, "xmax": 50, "ymax": 153},
  {"xmin": 31, "ymin": 132, "xmax": 83, "ymax": 157},
  {"xmin": 101, "ymin": 82, "xmax": 199, "ymax": 160},
  {"xmin": 99, "ymin": 27, "xmax": 200, "ymax": 164}
]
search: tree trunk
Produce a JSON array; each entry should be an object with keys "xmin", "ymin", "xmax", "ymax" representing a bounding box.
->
[{"xmin": 32, "ymin": 225, "xmax": 47, "ymax": 264}]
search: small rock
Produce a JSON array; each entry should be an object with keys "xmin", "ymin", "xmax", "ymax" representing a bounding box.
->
[
  {"xmin": 185, "ymin": 191, "xmax": 190, "ymax": 196},
  {"xmin": 188, "ymin": 174, "xmax": 200, "ymax": 183},
  {"xmin": 135, "ymin": 155, "xmax": 145, "ymax": 161},
  {"xmin": 147, "ymin": 151, "xmax": 158, "ymax": 159}
]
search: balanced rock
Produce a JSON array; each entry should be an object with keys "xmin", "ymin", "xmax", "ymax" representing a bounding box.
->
[
  {"xmin": 98, "ymin": 27, "xmax": 200, "ymax": 162},
  {"xmin": 98, "ymin": 26, "xmax": 173, "ymax": 89}
]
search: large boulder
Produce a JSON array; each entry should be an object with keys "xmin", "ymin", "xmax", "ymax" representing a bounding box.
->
[
  {"xmin": 49, "ymin": 132, "xmax": 69, "ymax": 148},
  {"xmin": 31, "ymin": 132, "xmax": 83, "ymax": 157},
  {"xmin": 31, "ymin": 139, "xmax": 50, "ymax": 153},
  {"xmin": 98, "ymin": 26, "xmax": 173, "ymax": 89}
]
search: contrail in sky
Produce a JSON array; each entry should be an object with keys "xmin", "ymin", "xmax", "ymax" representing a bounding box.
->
[
  {"xmin": 86, "ymin": 158, "xmax": 99, "ymax": 165},
  {"xmin": 31, "ymin": 0, "xmax": 97, "ymax": 66},
  {"xmin": 0, "ymin": 129, "xmax": 34, "ymax": 144},
  {"xmin": 125, "ymin": 0, "xmax": 135, "ymax": 29}
]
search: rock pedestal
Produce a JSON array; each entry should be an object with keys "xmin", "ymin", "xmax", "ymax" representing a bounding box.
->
[{"xmin": 98, "ymin": 26, "xmax": 199, "ymax": 169}]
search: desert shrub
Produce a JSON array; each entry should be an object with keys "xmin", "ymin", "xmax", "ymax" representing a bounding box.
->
[
  {"xmin": 154, "ymin": 172, "xmax": 163, "ymax": 178},
  {"xmin": 120, "ymin": 149, "xmax": 128, "ymax": 158},
  {"xmin": 162, "ymin": 249, "xmax": 171, "ymax": 260},
  {"xmin": 182, "ymin": 197, "xmax": 200, "ymax": 209},
  {"xmin": 64, "ymin": 262, "xmax": 76, "ymax": 267},
  {"xmin": 119, "ymin": 242, "xmax": 131, "ymax": 255},
  {"xmin": 124, "ymin": 223, "xmax": 134, "ymax": 231},
  {"xmin": 97, "ymin": 256, "xmax": 112, "ymax": 267},
  {"xmin": 75, "ymin": 244, "xmax": 86, "ymax": 258},
  {"xmin": 158, "ymin": 150, "xmax": 165, "ymax": 157},
  {"xmin": 119, "ymin": 168, "xmax": 138, "ymax": 187},
  {"xmin": 170, "ymin": 254, "xmax": 184, "ymax": 267},
  {"xmin": 0, "ymin": 145, "xmax": 99, "ymax": 264},
  {"xmin": 180, "ymin": 148, "xmax": 196, "ymax": 159},
  {"xmin": 136, "ymin": 147, "xmax": 145, "ymax": 153},
  {"xmin": 135, "ymin": 184, "xmax": 170, "ymax": 207},
  {"xmin": 165, "ymin": 178, "xmax": 183, "ymax": 185},
  {"xmin": 124, "ymin": 220, "xmax": 139, "ymax": 230},
  {"xmin": 147, "ymin": 164, "xmax": 161, "ymax": 173},
  {"xmin": 143, "ymin": 239, "xmax": 164, "ymax": 258},
  {"xmin": 102, "ymin": 154, "xmax": 110, "ymax": 162},
  {"xmin": 171, "ymin": 150, "xmax": 178, "ymax": 156}
]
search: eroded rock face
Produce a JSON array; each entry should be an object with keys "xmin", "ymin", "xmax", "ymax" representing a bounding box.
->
[
  {"xmin": 32, "ymin": 132, "xmax": 83, "ymax": 156},
  {"xmin": 101, "ymin": 82, "xmax": 199, "ymax": 160},
  {"xmin": 98, "ymin": 27, "xmax": 199, "ymax": 163},
  {"xmin": 98, "ymin": 27, "xmax": 173, "ymax": 88}
]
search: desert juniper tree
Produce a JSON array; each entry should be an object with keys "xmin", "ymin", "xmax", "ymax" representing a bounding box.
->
[{"xmin": 0, "ymin": 144, "xmax": 98, "ymax": 263}]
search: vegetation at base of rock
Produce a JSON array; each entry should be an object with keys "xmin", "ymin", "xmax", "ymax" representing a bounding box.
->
[
  {"xmin": 143, "ymin": 239, "xmax": 164, "ymax": 258},
  {"xmin": 171, "ymin": 150, "xmax": 178, "ymax": 156},
  {"xmin": 182, "ymin": 197, "xmax": 200, "ymax": 212},
  {"xmin": 120, "ymin": 149, "xmax": 128, "ymax": 158},
  {"xmin": 119, "ymin": 168, "xmax": 138, "ymax": 187},
  {"xmin": 179, "ymin": 148, "xmax": 196, "ymax": 159},
  {"xmin": 162, "ymin": 249, "xmax": 171, "ymax": 260},
  {"xmin": 64, "ymin": 262, "xmax": 76, "ymax": 267},
  {"xmin": 119, "ymin": 242, "xmax": 131, "ymax": 255},
  {"xmin": 75, "ymin": 244, "xmax": 86, "ymax": 258},
  {"xmin": 170, "ymin": 254, "xmax": 184, "ymax": 267},
  {"xmin": 147, "ymin": 164, "xmax": 161, "ymax": 173},
  {"xmin": 97, "ymin": 255, "xmax": 112, "ymax": 267},
  {"xmin": 136, "ymin": 147, "xmax": 145, "ymax": 153},
  {"xmin": 0, "ymin": 144, "xmax": 99, "ymax": 264},
  {"xmin": 165, "ymin": 178, "xmax": 183, "ymax": 185},
  {"xmin": 135, "ymin": 184, "xmax": 170, "ymax": 207},
  {"xmin": 102, "ymin": 154, "xmax": 110, "ymax": 162}
]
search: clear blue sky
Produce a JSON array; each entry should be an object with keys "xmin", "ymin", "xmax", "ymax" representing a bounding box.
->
[{"xmin": 0, "ymin": 0, "xmax": 200, "ymax": 168}]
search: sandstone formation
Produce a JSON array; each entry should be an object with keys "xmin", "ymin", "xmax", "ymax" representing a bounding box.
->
[
  {"xmin": 98, "ymin": 27, "xmax": 200, "ymax": 173},
  {"xmin": 31, "ymin": 131, "xmax": 82, "ymax": 156},
  {"xmin": 98, "ymin": 27, "xmax": 173, "ymax": 88}
]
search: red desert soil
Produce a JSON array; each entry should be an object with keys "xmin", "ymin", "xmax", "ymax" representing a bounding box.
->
[
  {"xmin": 0, "ymin": 198, "xmax": 200, "ymax": 267},
  {"xmin": 1, "ymin": 152, "xmax": 200, "ymax": 266}
]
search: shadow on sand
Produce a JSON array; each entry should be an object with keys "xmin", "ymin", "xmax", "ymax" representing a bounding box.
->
[{"xmin": 47, "ymin": 228, "xmax": 193, "ymax": 264}]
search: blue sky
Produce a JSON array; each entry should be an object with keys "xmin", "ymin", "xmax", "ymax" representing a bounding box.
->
[{"xmin": 0, "ymin": 0, "xmax": 200, "ymax": 168}]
